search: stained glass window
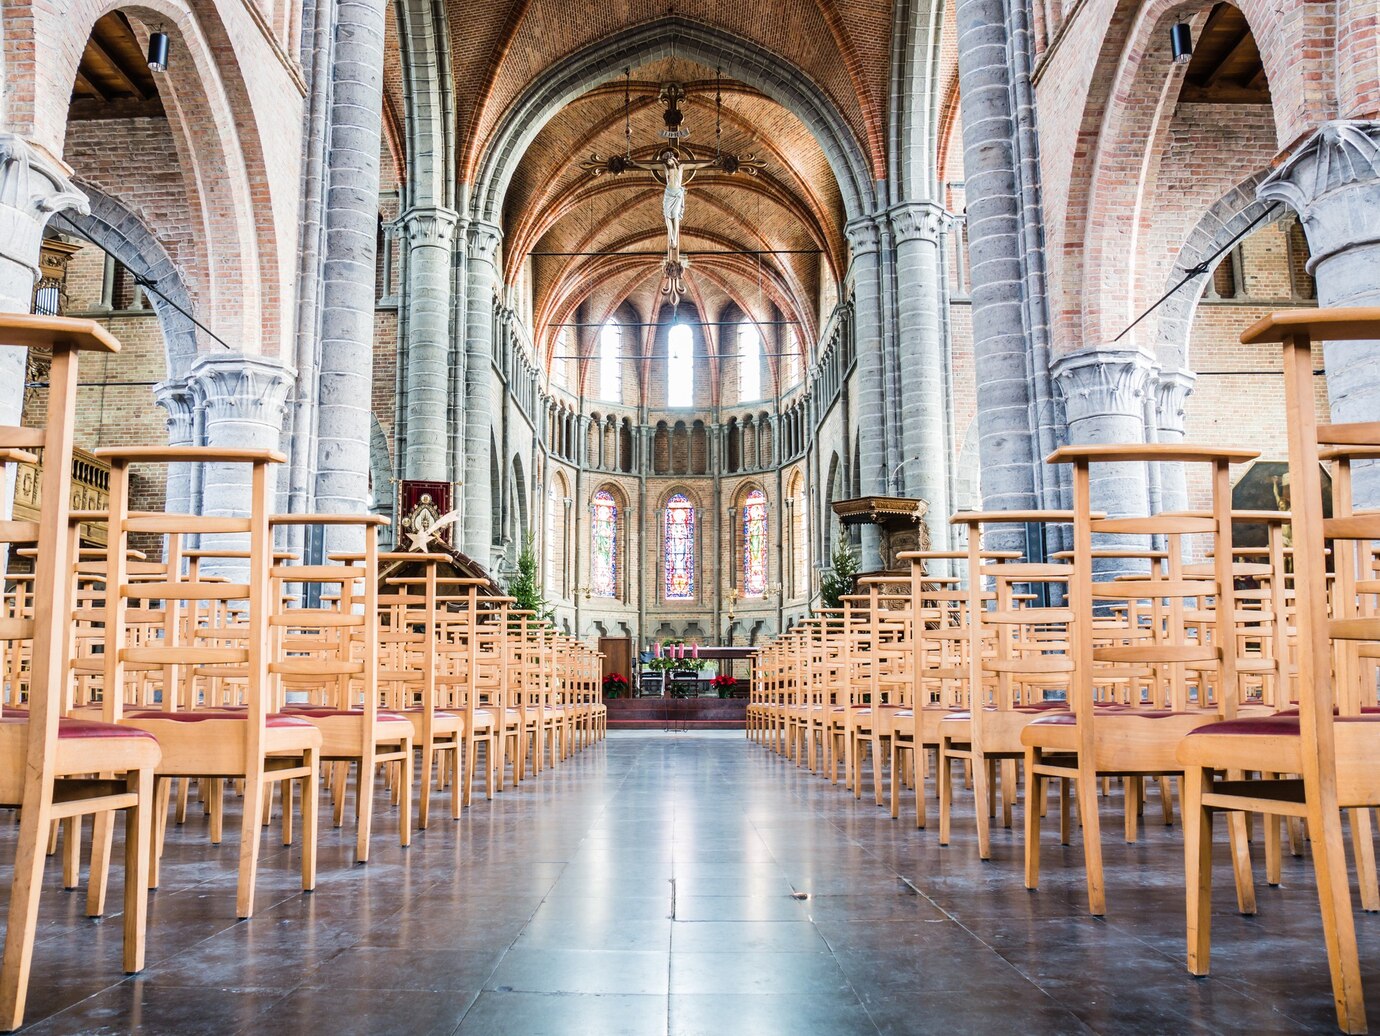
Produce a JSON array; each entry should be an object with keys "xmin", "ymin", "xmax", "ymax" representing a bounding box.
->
[
  {"xmin": 739, "ymin": 321, "xmax": 761, "ymax": 400},
  {"xmin": 667, "ymin": 324, "xmax": 693, "ymax": 407},
  {"xmin": 664, "ymin": 493, "xmax": 695, "ymax": 599},
  {"xmin": 599, "ymin": 321, "xmax": 620, "ymax": 402},
  {"xmin": 591, "ymin": 489, "xmax": 617, "ymax": 598},
  {"xmin": 743, "ymin": 488, "xmax": 768, "ymax": 597}
]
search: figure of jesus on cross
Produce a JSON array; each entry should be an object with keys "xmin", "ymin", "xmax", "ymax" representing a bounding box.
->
[{"xmin": 580, "ymin": 81, "xmax": 765, "ymax": 305}]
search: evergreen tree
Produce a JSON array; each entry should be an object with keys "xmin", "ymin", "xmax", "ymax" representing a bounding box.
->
[
  {"xmin": 507, "ymin": 530, "xmax": 554, "ymax": 625},
  {"xmin": 818, "ymin": 535, "xmax": 859, "ymax": 611}
]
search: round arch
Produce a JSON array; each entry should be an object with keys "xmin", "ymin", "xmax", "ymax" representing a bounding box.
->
[
  {"xmin": 469, "ymin": 16, "xmax": 875, "ymax": 227},
  {"xmin": 35, "ymin": 1, "xmax": 283, "ymax": 357}
]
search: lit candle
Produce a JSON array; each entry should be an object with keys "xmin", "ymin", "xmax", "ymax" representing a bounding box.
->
[
  {"xmin": 655, "ymin": 641, "xmax": 662, "ymax": 659},
  {"xmin": 692, "ymin": 643, "xmax": 699, "ymax": 659}
]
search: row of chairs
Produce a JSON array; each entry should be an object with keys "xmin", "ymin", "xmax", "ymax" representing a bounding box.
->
[
  {"xmin": 0, "ymin": 314, "xmax": 606, "ymax": 1031},
  {"xmin": 748, "ymin": 308, "xmax": 1380, "ymax": 1034}
]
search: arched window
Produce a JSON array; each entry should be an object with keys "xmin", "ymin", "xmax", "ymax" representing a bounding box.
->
[
  {"xmin": 738, "ymin": 321, "xmax": 761, "ymax": 401},
  {"xmin": 664, "ymin": 493, "xmax": 696, "ymax": 599},
  {"xmin": 590, "ymin": 489, "xmax": 618, "ymax": 598},
  {"xmin": 667, "ymin": 324, "xmax": 693, "ymax": 407},
  {"xmin": 599, "ymin": 321, "xmax": 620, "ymax": 401},
  {"xmin": 742, "ymin": 488, "xmax": 768, "ymax": 597}
]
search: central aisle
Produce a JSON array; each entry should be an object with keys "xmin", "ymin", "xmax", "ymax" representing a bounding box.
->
[{"xmin": 22, "ymin": 732, "xmax": 1357, "ymax": 1034}]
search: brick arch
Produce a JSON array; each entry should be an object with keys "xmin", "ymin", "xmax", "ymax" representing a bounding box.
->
[
  {"xmin": 65, "ymin": 180, "xmax": 199, "ymax": 377},
  {"xmin": 1060, "ymin": 0, "xmax": 1319, "ymax": 356},
  {"xmin": 33, "ymin": 0, "xmax": 283, "ymax": 357},
  {"xmin": 470, "ymin": 16, "xmax": 875, "ymax": 227}
]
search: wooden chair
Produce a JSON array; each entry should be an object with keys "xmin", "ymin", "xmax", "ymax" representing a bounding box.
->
[
  {"xmin": 940, "ymin": 514, "xmax": 1080, "ymax": 859},
  {"xmin": 1178, "ymin": 308, "xmax": 1380, "ymax": 1034},
  {"xmin": 103, "ymin": 446, "xmax": 321, "ymax": 919},
  {"xmin": 0, "ymin": 316, "xmax": 161, "ymax": 1032},
  {"xmin": 887, "ymin": 551, "xmax": 1004, "ymax": 828},
  {"xmin": 273, "ymin": 516, "xmax": 411, "ymax": 862},
  {"xmin": 433, "ymin": 582, "xmax": 502, "ymax": 804},
  {"xmin": 377, "ymin": 554, "xmax": 463, "ymax": 828},
  {"xmin": 1023, "ymin": 443, "xmax": 1256, "ymax": 917}
]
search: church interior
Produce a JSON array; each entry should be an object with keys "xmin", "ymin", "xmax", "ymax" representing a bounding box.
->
[{"xmin": 0, "ymin": 0, "xmax": 1377, "ymax": 1032}]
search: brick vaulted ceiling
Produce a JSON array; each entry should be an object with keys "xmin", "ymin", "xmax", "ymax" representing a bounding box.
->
[{"xmin": 392, "ymin": 1, "xmax": 894, "ymax": 370}]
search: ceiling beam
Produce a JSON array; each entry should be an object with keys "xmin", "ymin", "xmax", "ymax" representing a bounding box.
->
[{"xmin": 85, "ymin": 31, "xmax": 150, "ymax": 100}]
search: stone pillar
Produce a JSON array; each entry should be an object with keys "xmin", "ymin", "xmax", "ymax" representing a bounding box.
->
[
  {"xmin": 1154, "ymin": 368, "xmax": 1196, "ymax": 514},
  {"xmin": 0, "ymin": 136, "xmax": 88, "ymax": 545},
  {"xmin": 461, "ymin": 220, "xmax": 502, "ymax": 567},
  {"xmin": 845, "ymin": 216, "xmax": 886, "ymax": 569},
  {"xmin": 1259, "ymin": 120, "xmax": 1380, "ymax": 506},
  {"xmin": 153, "ymin": 380, "xmax": 196, "ymax": 517},
  {"xmin": 891, "ymin": 200, "xmax": 951, "ymax": 554},
  {"xmin": 314, "ymin": 0, "xmax": 388, "ymax": 555},
  {"xmin": 955, "ymin": 0, "xmax": 1042, "ymax": 552},
  {"xmin": 188, "ymin": 354, "xmax": 294, "ymax": 576},
  {"xmin": 1052, "ymin": 347, "xmax": 1157, "ymax": 574},
  {"xmin": 400, "ymin": 205, "xmax": 458, "ymax": 480}
]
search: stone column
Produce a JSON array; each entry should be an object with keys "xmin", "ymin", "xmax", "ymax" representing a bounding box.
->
[
  {"xmin": 1052, "ymin": 347, "xmax": 1157, "ymax": 574},
  {"xmin": 1259, "ymin": 120, "xmax": 1380, "ymax": 506},
  {"xmin": 955, "ymin": 0, "xmax": 1042, "ymax": 553},
  {"xmin": 188, "ymin": 354, "xmax": 294, "ymax": 577},
  {"xmin": 400, "ymin": 205, "xmax": 458, "ymax": 480},
  {"xmin": 844, "ymin": 216, "xmax": 886, "ymax": 569},
  {"xmin": 1154, "ymin": 368, "xmax": 1196, "ymax": 514},
  {"xmin": 461, "ymin": 220, "xmax": 502, "ymax": 566},
  {"xmin": 314, "ymin": 0, "xmax": 388, "ymax": 555},
  {"xmin": 0, "ymin": 136, "xmax": 88, "ymax": 546},
  {"xmin": 152, "ymin": 380, "xmax": 196, "ymax": 516},
  {"xmin": 891, "ymin": 200, "xmax": 951, "ymax": 554}
]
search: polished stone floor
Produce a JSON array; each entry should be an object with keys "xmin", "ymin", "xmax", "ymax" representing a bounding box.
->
[{"xmin": 10, "ymin": 731, "xmax": 1380, "ymax": 1034}]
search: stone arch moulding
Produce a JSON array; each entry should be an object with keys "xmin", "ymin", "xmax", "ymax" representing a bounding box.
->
[
  {"xmin": 42, "ymin": 0, "xmax": 282, "ymax": 357},
  {"xmin": 64, "ymin": 181, "xmax": 199, "ymax": 379},
  {"xmin": 1154, "ymin": 168, "xmax": 1282, "ymax": 371},
  {"xmin": 468, "ymin": 16, "xmax": 876, "ymax": 227},
  {"xmin": 394, "ymin": 0, "xmax": 456, "ymax": 211},
  {"xmin": 889, "ymin": 0, "xmax": 946, "ymax": 199}
]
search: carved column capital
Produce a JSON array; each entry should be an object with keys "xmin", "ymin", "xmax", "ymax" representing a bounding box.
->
[
  {"xmin": 889, "ymin": 201, "xmax": 949, "ymax": 246},
  {"xmin": 152, "ymin": 379, "xmax": 197, "ymax": 444},
  {"xmin": 845, "ymin": 216, "xmax": 882, "ymax": 257},
  {"xmin": 466, "ymin": 219, "xmax": 503, "ymax": 266},
  {"xmin": 1153, "ymin": 368, "xmax": 1197, "ymax": 439},
  {"xmin": 187, "ymin": 353, "xmax": 296, "ymax": 437},
  {"xmin": 1051, "ymin": 347, "xmax": 1159, "ymax": 424},
  {"xmin": 400, "ymin": 205, "xmax": 459, "ymax": 247},
  {"xmin": 0, "ymin": 134, "xmax": 88, "ymax": 296},
  {"xmin": 1258, "ymin": 120, "xmax": 1380, "ymax": 269}
]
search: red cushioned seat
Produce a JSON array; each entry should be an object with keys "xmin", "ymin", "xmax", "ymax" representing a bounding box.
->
[
  {"xmin": 0, "ymin": 716, "xmax": 157, "ymax": 740},
  {"xmin": 124, "ymin": 710, "xmax": 315, "ymax": 729},
  {"xmin": 287, "ymin": 708, "xmax": 409, "ymax": 723},
  {"xmin": 1029, "ymin": 709, "xmax": 1185, "ymax": 726}
]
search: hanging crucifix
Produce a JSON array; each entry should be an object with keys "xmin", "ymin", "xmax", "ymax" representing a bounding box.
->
[{"xmin": 581, "ymin": 77, "xmax": 765, "ymax": 307}]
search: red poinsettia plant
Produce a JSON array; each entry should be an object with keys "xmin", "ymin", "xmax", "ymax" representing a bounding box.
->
[
  {"xmin": 711, "ymin": 673, "xmax": 738, "ymax": 698},
  {"xmin": 602, "ymin": 672, "xmax": 629, "ymax": 698}
]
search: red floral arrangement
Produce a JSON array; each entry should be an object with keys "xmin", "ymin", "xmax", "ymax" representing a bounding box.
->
[
  {"xmin": 602, "ymin": 672, "xmax": 629, "ymax": 697},
  {"xmin": 711, "ymin": 673, "xmax": 738, "ymax": 697}
]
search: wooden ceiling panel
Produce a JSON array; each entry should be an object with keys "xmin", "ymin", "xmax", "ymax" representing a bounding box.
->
[{"xmin": 68, "ymin": 12, "xmax": 164, "ymax": 121}]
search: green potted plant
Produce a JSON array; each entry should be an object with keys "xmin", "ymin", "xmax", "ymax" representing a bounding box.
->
[{"xmin": 818, "ymin": 535, "xmax": 860, "ymax": 611}]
